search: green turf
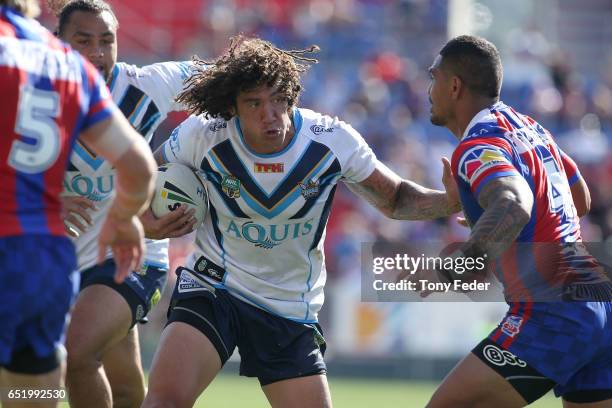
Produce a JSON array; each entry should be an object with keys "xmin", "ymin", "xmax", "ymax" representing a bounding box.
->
[
  {"xmin": 191, "ymin": 375, "xmax": 561, "ymax": 407},
  {"xmin": 56, "ymin": 375, "xmax": 561, "ymax": 407}
]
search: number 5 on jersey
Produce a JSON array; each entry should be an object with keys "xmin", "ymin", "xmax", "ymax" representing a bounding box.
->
[{"xmin": 9, "ymin": 85, "xmax": 60, "ymax": 174}]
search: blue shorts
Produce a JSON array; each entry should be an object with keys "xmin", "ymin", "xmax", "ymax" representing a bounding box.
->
[
  {"xmin": 488, "ymin": 301, "xmax": 612, "ymax": 397},
  {"xmin": 0, "ymin": 236, "xmax": 78, "ymax": 368},
  {"xmin": 80, "ymin": 258, "xmax": 167, "ymax": 327},
  {"xmin": 167, "ymin": 267, "xmax": 327, "ymax": 385}
]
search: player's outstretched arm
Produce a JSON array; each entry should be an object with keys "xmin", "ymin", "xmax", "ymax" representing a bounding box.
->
[
  {"xmin": 347, "ymin": 158, "xmax": 461, "ymax": 220},
  {"xmin": 80, "ymin": 111, "xmax": 157, "ymax": 282},
  {"xmin": 461, "ymin": 175, "xmax": 533, "ymax": 260}
]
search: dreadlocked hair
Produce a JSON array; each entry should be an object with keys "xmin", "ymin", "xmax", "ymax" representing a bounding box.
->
[
  {"xmin": 177, "ymin": 35, "xmax": 319, "ymax": 120},
  {"xmin": 47, "ymin": 0, "xmax": 117, "ymax": 35}
]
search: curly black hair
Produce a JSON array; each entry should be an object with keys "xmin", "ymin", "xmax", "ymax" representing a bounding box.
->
[{"xmin": 177, "ymin": 35, "xmax": 319, "ymax": 121}]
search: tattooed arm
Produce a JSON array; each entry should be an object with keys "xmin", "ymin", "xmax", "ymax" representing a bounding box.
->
[
  {"xmin": 460, "ymin": 175, "xmax": 533, "ymax": 259},
  {"xmin": 346, "ymin": 159, "xmax": 461, "ymax": 220}
]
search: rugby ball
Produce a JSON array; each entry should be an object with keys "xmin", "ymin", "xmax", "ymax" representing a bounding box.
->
[{"xmin": 150, "ymin": 163, "xmax": 208, "ymax": 228}]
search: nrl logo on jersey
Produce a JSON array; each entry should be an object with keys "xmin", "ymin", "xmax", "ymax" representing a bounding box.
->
[
  {"xmin": 299, "ymin": 179, "xmax": 320, "ymax": 199},
  {"xmin": 221, "ymin": 175, "xmax": 241, "ymax": 198},
  {"xmin": 310, "ymin": 125, "xmax": 334, "ymax": 135}
]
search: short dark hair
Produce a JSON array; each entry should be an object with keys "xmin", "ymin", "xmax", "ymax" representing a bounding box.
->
[
  {"xmin": 49, "ymin": 0, "xmax": 118, "ymax": 36},
  {"xmin": 439, "ymin": 35, "xmax": 502, "ymax": 99},
  {"xmin": 177, "ymin": 35, "xmax": 319, "ymax": 121}
]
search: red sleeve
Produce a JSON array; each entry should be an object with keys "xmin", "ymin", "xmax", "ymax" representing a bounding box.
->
[
  {"xmin": 453, "ymin": 138, "xmax": 521, "ymax": 196},
  {"xmin": 559, "ymin": 149, "xmax": 581, "ymax": 186}
]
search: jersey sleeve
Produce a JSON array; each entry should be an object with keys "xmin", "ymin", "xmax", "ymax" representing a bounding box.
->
[
  {"xmin": 334, "ymin": 121, "xmax": 378, "ymax": 183},
  {"xmin": 452, "ymin": 139, "xmax": 521, "ymax": 196},
  {"xmin": 126, "ymin": 61, "xmax": 193, "ymax": 115},
  {"xmin": 558, "ymin": 148, "xmax": 581, "ymax": 186},
  {"xmin": 80, "ymin": 56, "xmax": 115, "ymax": 131},
  {"xmin": 161, "ymin": 114, "xmax": 210, "ymax": 169}
]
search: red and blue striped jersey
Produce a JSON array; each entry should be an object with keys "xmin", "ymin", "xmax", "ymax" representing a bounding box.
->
[
  {"xmin": 0, "ymin": 6, "xmax": 115, "ymax": 238},
  {"xmin": 451, "ymin": 101, "xmax": 581, "ymax": 244}
]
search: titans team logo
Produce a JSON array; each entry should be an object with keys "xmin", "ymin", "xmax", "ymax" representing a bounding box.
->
[
  {"xmin": 299, "ymin": 179, "xmax": 320, "ymax": 200},
  {"xmin": 221, "ymin": 175, "xmax": 241, "ymax": 198}
]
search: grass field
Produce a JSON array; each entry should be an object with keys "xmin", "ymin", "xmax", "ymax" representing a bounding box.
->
[
  {"xmin": 190, "ymin": 375, "xmax": 561, "ymax": 407},
  {"xmin": 56, "ymin": 374, "xmax": 561, "ymax": 407}
]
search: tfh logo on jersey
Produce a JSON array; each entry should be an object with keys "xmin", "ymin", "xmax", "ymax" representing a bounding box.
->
[
  {"xmin": 225, "ymin": 219, "xmax": 314, "ymax": 249},
  {"xmin": 299, "ymin": 179, "xmax": 320, "ymax": 199},
  {"xmin": 221, "ymin": 175, "xmax": 241, "ymax": 198},
  {"xmin": 254, "ymin": 162, "xmax": 284, "ymax": 173},
  {"xmin": 501, "ymin": 315, "xmax": 523, "ymax": 338},
  {"xmin": 459, "ymin": 147, "xmax": 509, "ymax": 182}
]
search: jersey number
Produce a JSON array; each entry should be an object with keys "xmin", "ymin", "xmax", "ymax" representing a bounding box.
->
[
  {"xmin": 9, "ymin": 86, "xmax": 61, "ymax": 173},
  {"xmin": 542, "ymin": 155, "xmax": 574, "ymax": 216}
]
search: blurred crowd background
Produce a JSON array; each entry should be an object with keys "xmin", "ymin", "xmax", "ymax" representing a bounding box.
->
[{"xmin": 41, "ymin": 0, "xmax": 612, "ymax": 376}]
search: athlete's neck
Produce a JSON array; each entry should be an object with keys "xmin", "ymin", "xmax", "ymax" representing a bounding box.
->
[{"xmin": 452, "ymin": 96, "xmax": 498, "ymax": 140}]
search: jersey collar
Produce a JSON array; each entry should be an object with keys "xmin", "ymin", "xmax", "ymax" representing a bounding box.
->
[{"xmin": 461, "ymin": 101, "xmax": 505, "ymax": 140}]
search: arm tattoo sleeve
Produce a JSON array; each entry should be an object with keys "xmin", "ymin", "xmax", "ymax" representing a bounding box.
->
[
  {"xmin": 462, "ymin": 176, "xmax": 533, "ymax": 259},
  {"xmin": 347, "ymin": 165, "xmax": 459, "ymax": 220}
]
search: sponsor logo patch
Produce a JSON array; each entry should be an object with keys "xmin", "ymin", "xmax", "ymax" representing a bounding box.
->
[
  {"xmin": 482, "ymin": 344, "xmax": 527, "ymax": 367},
  {"xmin": 178, "ymin": 269, "xmax": 216, "ymax": 295},
  {"xmin": 209, "ymin": 121, "xmax": 227, "ymax": 132},
  {"xmin": 254, "ymin": 162, "xmax": 284, "ymax": 173},
  {"xmin": 194, "ymin": 257, "xmax": 225, "ymax": 282},
  {"xmin": 310, "ymin": 124, "xmax": 334, "ymax": 135}
]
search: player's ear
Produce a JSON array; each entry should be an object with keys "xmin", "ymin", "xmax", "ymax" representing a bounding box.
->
[{"xmin": 450, "ymin": 75, "xmax": 463, "ymax": 100}]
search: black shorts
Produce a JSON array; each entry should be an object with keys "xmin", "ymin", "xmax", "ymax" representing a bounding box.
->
[
  {"xmin": 80, "ymin": 259, "xmax": 167, "ymax": 327},
  {"xmin": 167, "ymin": 267, "xmax": 327, "ymax": 386}
]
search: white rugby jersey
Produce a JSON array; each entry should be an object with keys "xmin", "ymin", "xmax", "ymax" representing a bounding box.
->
[
  {"xmin": 162, "ymin": 108, "xmax": 378, "ymax": 322},
  {"xmin": 64, "ymin": 61, "xmax": 192, "ymax": 271}
]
